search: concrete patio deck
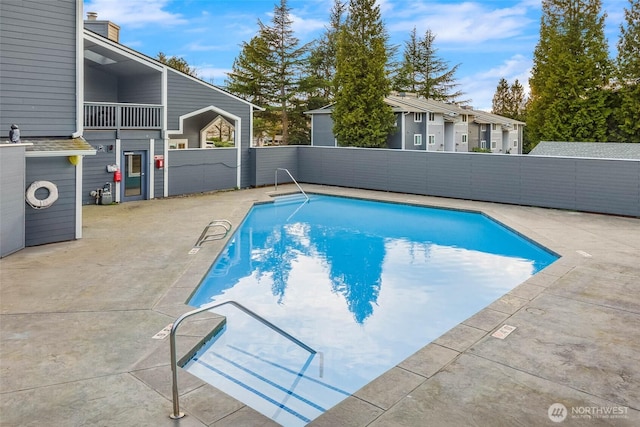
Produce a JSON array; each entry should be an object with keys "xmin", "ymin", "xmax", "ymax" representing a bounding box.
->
[{"xmin": 1, "ymin": 185, "xmax": 638, "ymax": 426}]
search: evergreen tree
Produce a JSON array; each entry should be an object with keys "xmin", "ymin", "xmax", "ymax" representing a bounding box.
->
[
  {"xmin": 225, "ymin": 35, "xmax": 278, "ymax": 142},
  {"xmin": 492, "ymin": 78, "xmax": 527, "ymax": 121},
  {"xmin": 333, "ymin": 0, "xmax": 396, "ymax": 148},
  {"xmin": 225, "ymin": 36, "xmax": 272, "ymax": 106},
  {"xmin": 302, "ymin": 0, "xmax": 346, "ymax": 110},
  {"xmin": 528, "ymin": 0, "xmax": 612, "ymax": 146},
  {"xmin": 492, "ymin": 78, "xmax": 511, "ymax": 116},
  {"xmin": 393, "ymin": 27, "xmax": 463, "ymax": 102},
  {"xmin": 225, "ymin": 0, "xmax": 309, "ymax": 145},
  {"xmin": 157, "ymin": 52, "xmax": 197, "ymax": 77},
  {"xmin": 510, "ymin": 79, "xmax": 527, "ymax": 121},
  {"xmin": 614, "ymin": 0, "xmax": 640, "ymax": 142}
]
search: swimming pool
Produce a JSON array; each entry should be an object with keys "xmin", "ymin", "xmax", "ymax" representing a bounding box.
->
[{"xmin": 184, "ymin": 194, "xmax": 558, "ymax": 426}]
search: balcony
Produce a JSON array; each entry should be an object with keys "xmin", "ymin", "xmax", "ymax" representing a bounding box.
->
[{"xmin": 84, "ymin": 102, "xmax": 162, "ymax": 130}]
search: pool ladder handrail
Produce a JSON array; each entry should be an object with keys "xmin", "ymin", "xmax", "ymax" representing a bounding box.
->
[
  {"xmin": 275, "ymin": 168, "xmax": 309, "ymax": 201},
  {"xmin": 169, "ymin": 299, "xmax": 316, "ymax": 419},
  {"xmin": 194, "ymin": 219, "xmax": 232, "ymax": 248}
]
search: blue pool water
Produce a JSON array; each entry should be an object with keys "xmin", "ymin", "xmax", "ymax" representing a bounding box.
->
[{"xmin": 184, "ymin": 194, "xmax": 558, "ymax": 426}]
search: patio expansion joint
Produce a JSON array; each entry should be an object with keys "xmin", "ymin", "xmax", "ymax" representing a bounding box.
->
[
  {"xmin": 461, "ymin": 351, "xmax": 636, "ymax": 410},
  {"xmin": 539, "ymin": 290, "xmax": 640, "ymax": 316},
  {"xmin": 0, "ymin": 307, "xmax": 157, "ymax": 316}
]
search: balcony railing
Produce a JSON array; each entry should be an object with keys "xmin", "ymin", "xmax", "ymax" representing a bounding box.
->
[{"xmin": 84, "ymin": 102, "xmax": 163, "ymax": 129}]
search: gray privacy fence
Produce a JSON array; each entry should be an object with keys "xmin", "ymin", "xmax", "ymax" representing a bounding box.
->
[
  {"xmin": 168, "ymin": 148, "xmax": 238, "ymax": 196},
  {"xmin": 251, "ymin": 146, "xmax": 640, "ymax": 217}
]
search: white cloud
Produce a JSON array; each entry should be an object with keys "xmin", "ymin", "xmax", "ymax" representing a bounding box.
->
[
  {"xmin": 196, "ymin": 67, "xmax": 233, "ymax": 85},
  {"xmin": 388, "ymin": 1, "xmax": 533, "ymax": 45},
  {"xmin": 290, "ymin": 13, "xmax": 326, "ymax": 38},
  {"xmin": 84, "ymin": 0, "xmax": 188, "ymax": 27},
  {"xmin": 460, "ymin": 54, "xmax": 532, "ymax": 111},
  {"xmin": 186, "ymin": 42, "xmax": 229, "ymax": 52}
]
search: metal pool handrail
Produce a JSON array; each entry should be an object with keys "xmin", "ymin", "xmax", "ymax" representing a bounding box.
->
[
  {"xmin": 169, "ymin": 299, "xmax": 316, "ymax": 419},
  {"xmin": 193, "ymin": 219, "xmax": 232, "ymax": 248},
  {"xmin": 275, "ymin": 168, "xmax": 309, "ymax": 201}
]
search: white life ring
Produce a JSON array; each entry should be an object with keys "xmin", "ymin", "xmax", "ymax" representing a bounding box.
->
[{"xmin": 25, "ymin": 180, "xmax": 59, "ymax": 209}]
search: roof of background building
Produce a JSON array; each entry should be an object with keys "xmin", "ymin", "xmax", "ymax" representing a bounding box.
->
[
  {"xmin": 529, "ymin": 141, "xmax": 640, "ymax": 160},
  {"xmin": 305, "ymin": 95, "xmax": 525, "ymax": 126}
]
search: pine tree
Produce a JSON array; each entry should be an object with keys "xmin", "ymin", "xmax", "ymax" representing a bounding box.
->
[
  {"xmin": 492, "ymin": 78, "xmax": 527, "ymax": 120},
  {"xmin": 225, "ymin": 0, "xmax": 309, "ymax": 145},
  {"xmin": 393, "ymin": 28, "xmax": 463, "ymax": 102},
  {"xmin": 302, "ymin": 0, "xmax": 346, "ymax": 110},
  {"xmin": 333, "ymin": 0, "xmax": 396, "ymax": 148},
  {"xmin": 528, "ymin": 0, "xmax": 612, "ymax": 146},
  {"xmin": 492, "ymin": 78, "xmax": 511, "ymax": 116},
  {"xmin": 614, "ymin": 0, "xmax": 640, "ymax": 142},
  {"xmin": 225, "ymin": 36, "xmax": 272, "ymax": 106},
  {"xmin": 157, "ymin": 52, "xmax": 197, "ymax": 77},
  {"xmin": 510, "ymin": 79, "xmax": 527, "ymax": 121}
]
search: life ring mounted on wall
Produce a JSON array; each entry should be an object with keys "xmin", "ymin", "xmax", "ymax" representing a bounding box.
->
[{"xmin": 25, "ymin": 181, "xmax": 59, "ymax": 209}]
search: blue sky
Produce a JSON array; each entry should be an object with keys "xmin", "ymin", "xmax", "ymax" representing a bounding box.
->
[{"xmin": 83, "ymin": 0, "xmax": 628, "ymax": 111}]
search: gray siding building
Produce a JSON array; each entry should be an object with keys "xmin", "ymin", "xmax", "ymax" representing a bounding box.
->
[{"xmin": 306, "ymin": 94, "xmax": 524, "ymax": 154}]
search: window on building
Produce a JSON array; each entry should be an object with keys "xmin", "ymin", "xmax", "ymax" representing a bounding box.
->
[
  {"xmin": 413, "ymin": 134, "xmax": 422, "ymax": 146},
  {"xmin": 461, "ymin": 134, "xmax": 468, "ymax": 143},
  {"xmin": 513, "ymin": 124, "xmax": 518, "ymax": 131},
  {"xmin": 480, "ymin": 124, "xmax": 486, "ymax": 131},
  {"xmin": 491, "ymin": 140, "xmax": 497, "ymax": 149},
  {"xmin": 513, "ymin": 140, "xmax": 518, "ymax": 147},
  {"xmin": 481, "ymin": 140, "xmax": 487, "ymax": 149},
  {"xmin": 428, "ymin": 112, "xmax": 435, "ymax": 121},
  {"xmin": 492, "ymin": 123, "xmax": 498, "ymax": 131},
  {"xmin": 428, "ymin": 135, "xmax": 436, "ymax": 145},
  {"xmin": 461, "ymin": 114, "xmax": 467, "ymax": 122},
  {"xmin": 414, "ymin": 113, "xmax": 422, "ymax": 122}
]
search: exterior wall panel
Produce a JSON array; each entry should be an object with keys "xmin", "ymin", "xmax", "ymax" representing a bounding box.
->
[
  {"xmin": 270, "ymin": 147, "xmax": 640, "ymax": 217},
  {"xmin": 119, "ymin": 74, "xmax": 161, "ymax": 104},
  {"xmin": 24, "ymin": 157, "xmax": 76, "ymax": 246},
  {"xmin": 387, "ymin": 151, "xmax": 428, "ymax": 195},
  {"xmin": 251, "ymin": 147, "xmax": 298, "ymax": 187},
  {"xmin": 168, "ymin": 149, "xmax": 237, "ymax": 196},
  {"xmin": 520, "ymin": 157, "xmax": 577, "ymax": 210},
  {"xmin": 310, "ymin": 114, "xmax": 335, "ymax": 147},
  {"xmin": 351, "ymin": 150, "xmax": 388, "ymax": 190},
  {"xmin": 575, "ymin": 159, "xmax": 639, "ymax": 216},
  {"xmin": 470, "ymin": 154, "xmax": 522, "ymax": 204},
  {"xmin": 425, "ymin": 153, "xmax": 472, "ymax": 199},
  {"xmin": 166, "ymin": 70, "xmax": 253, "ymax": 187},
  {"xmin": 0, "ymin": 145, "xmax": 27, "ymax": 257},
  {"xmin": 0, "ymin": 0, "xmax": 78, "ymax": 137}
]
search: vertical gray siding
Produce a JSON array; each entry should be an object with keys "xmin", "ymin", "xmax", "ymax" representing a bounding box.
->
[
  {"xmin": 0, "ymin": 0, "xmax": 78, "ymax": 137},
  {"xmin": 25, "ymin": 157, "xmax": 77, "ymax": 246},
  {"xmin": 168, "ymin": 149, "xmax": 237, "ymax": 195},
  {"xmin": 252, "ymin": 147, "xmax": 639, "ymax": 217},
  {"xmin": 0, "ymin": 145, "xmax": 27, "ymax": 257},
  {"xmin": 166, "ymin": 70, "xmax": 253, "ymax": 188}
]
